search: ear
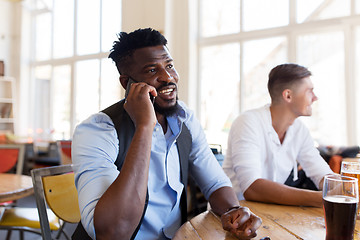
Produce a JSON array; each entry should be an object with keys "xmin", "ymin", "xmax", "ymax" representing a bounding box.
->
[
  {"xmin": 282, "ymin": 89, "xmax": 292, "ymax": 103},
  {"xmin": 119, "ymin": 75, "xmax": 129, "ymax": 89}
]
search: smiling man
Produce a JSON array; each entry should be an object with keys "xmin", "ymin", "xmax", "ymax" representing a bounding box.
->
[
  {"xmin": 71, "ymin": 28, "xmax": 261, "ymax": 240},
  {"xmin": 222, "ymin": 63, "xmax": 333, "ymax": 208}
]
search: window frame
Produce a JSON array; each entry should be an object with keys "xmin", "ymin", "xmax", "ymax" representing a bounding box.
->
[
  {"xmin": 29, "ymin": 0, "xmax": 122, "ymax": 140},
  {"xmin": 197, "ymin": 0, "xmax": 360, "ymax": 146}
]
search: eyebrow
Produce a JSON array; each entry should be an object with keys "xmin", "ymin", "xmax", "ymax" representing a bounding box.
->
[{"xmin": 142, "ymin": 58, "xmax": 173, "ymax": 69}]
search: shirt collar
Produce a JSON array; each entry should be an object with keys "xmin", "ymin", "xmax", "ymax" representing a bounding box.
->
[
  {"xmin": 263, "ymin": 104, "xmax": 295, "ymax": 145},
  {"xmin": 164, "ymin": 101, "xmax": 188, "ymax": 137}
]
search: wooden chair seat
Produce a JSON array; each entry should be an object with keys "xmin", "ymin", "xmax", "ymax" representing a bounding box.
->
[
  {"xmin": 42, "ymin": 173, "xmax": 80, "ymax": 223},
  {"xmin": 0, "ymin": 207, "xmax": 60, "ymax": 230}
]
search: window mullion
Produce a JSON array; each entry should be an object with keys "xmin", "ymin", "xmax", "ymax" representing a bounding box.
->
[
  {"xmin": 71, "ymin": 0, "xmax": 78, "ymax": 134},
  {"xmin": 99, "ymin": 0, "xmax": 103, "ymax": 109},
  {"xmin": 240, "ymin": 0, "xmax": 243, "ymax": 32},
  {"xmin": 344, "ymin": 25, "xmax": 357, "ymax": 145},
  {"xmin": 239, "ymin": 41, "xmax": 244, "ymax": 112},
  {"xmin": 289, "ymin": 0, "xmax": 296, "ymax": 25}
]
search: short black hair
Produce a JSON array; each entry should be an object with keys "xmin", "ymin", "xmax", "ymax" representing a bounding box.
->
[
  {"xmin": 108, "ymin": 28, "xmax": 168, "ymax": 74},
  {"xmin": 268, "ymin": 63, "xmax": 312, "ymax": 103}
]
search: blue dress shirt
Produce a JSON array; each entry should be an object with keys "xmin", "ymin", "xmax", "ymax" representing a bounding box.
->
[{"xmin": 72, "ymin": 101, "xmax": 232, "ymax": 239}]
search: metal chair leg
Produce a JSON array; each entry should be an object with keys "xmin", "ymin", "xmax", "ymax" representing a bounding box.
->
[
  {"xmin": 5, "ymin": 230, "xmax": 12, "ymax": 240},
  {"xmin": 55, "ymin": 222, "xmax": 71, "ymax": 240},
  {"xmin": 20, "ymin": 230, "xmax": 24, "ymax": 240}
]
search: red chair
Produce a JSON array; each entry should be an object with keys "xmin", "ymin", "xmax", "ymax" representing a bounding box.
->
[
  {"xmin": 57, "ymin": 140, "xmax": 72, "ymax": 165},
  {"xmin": 0, "ymin": 144, "xmax": 25, "ymax": 207},
  {"xmin": 0, "ymin": 149, "xmax": 18, "ymax": 173},
  {"xmin": 0, "ymin": 144, "xmax": 25, "ymax": 175},
  {"xmin": 0, "ymin": 144, "xmax": 61, "ymax": 239}
]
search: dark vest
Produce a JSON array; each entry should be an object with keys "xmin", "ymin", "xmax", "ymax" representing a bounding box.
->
[{"xmin": 72, "ymin": 100, "xmax": 192, "ymax": 240}]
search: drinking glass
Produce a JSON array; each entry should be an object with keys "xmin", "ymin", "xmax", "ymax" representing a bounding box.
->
[
  {"xmin": 323, "ymin": 175, "xmax": 358, "ymax": 240},
  {"xmin": 341, "ymin": 158, "xmax": 360, "ymax": 217}
]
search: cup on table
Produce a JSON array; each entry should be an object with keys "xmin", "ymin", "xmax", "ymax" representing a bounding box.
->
[
  {"xmin": 341, "ymin": 158, "xmax": 360, "ymax": 217},
  {"xmin": 322, "ymin": 174, "xmax": 358, "ymax": 240}
]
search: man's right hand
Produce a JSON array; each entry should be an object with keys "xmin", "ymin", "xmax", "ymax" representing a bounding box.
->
[{"xmin": 124, "ymin": 82, "xmax": 157, "ymax": 129}]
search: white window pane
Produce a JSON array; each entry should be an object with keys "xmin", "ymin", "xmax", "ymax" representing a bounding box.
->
[
  {"xmin": 200, "ymin": 0, "xmax": 240, "ymax": 37},
  {"xmin": 316, "ymin": 0, "xmax": 350, "ymax": 20},
  {"xmin": 53, "ymin": 65, "xmax": 71, "ymax": 140},
  {"xmin": 75, "ymin": 60, "xmax": 100, "ymax": 124},
  {"xmin": 297, "ymin": 31, "xmax": 346, "ymax": 145},
  {"xmin": 297, "ymin": 0, "xmax": 350, "ymax": 23},
  {"xmin": 35, "ymin": 13, "xmax": 51, "ymax": 61},
  {"xmin": 356, "ymin": 27, "xmax": 360, "ymax": 144},
  {"xmin": 34, "ymin": 65, "xmax": 51, "ymax": 80},
  {"xmin": 77, "ymin": 0, "xmax": 100, "ymax": 55},
  {"xmin": 243, "ymin": 37, "xmax": 287, "ymax": 111},
  {"xmin": 53, "ymin": 0, "xmax": 74, "ymax": 58},
  {"xmin": 34, "ymin": 66, "xmax": 51, "ymax": 137},
  {"xmin": 100, "ymin": 58, "xmax": 122, "ymax": 109},
  {"xmin": 296, "ymin": 0, "xmax": 323, "ymax": 23},
  {"xmin": 102, "ymin": 0, "xmax": 122, "ymax": 52},
  {"xmin": 243, "ymin": 0, "xmax": 288, "ymax": 31},
  {"xmin": 35, "ymin": 0, "xmax": 52, "ymax": 9},
  {"xmin": 200, "ymin": 43, "xmax": 240, "ymax": 149}
]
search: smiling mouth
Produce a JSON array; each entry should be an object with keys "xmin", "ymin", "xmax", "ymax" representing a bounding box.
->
[{"xmin": 159, "ymin": 88, "xmax": 175, "ymax": 95}]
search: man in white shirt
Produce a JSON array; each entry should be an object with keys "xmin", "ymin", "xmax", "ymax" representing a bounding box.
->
[{"xmin": 223, "ymin": 63, "xmax": 333, "ymax": 207}]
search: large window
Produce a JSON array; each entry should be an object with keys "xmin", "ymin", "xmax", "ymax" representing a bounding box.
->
[
  {"xmin": 199, "ymin": 0, "xmax": 360, "ymax": 149},
  {"xmin": 200, "ymin": 43, "xmax": 240, "ymax": 146},
  {"xmin": 297, "ymin": 31, "xmax": 346, "ymax": 144},
  {"xmin": 30, "ymin": 0, "xmax": 122, "ymax": 140}
]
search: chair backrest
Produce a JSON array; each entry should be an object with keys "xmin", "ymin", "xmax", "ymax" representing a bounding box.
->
[
  {"xmin": 31, "ymin": 164, "xmax": 81, "ymax": 239},
  {"xmin": 57, "ymin": 140, "xmax": 72, "ymax": 165},
  {"xmin": 0, "ymin": 144, "xmax": 25, "ymax": 174}
]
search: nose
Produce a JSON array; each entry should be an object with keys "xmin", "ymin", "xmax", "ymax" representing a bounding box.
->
[
  {"xmin": 313, "ymin": 93, "xmax": 318, "ymax": 102},
  {"xmin": 158, "ymin": 68, "xmax": 174, "ymax": 83}
]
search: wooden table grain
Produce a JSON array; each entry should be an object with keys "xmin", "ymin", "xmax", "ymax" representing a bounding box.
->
[
  {"xmin": 0, "ymin": 173, "xmax": 34, "ymax": 202},
  {"xmin": 174, "ymin": 200, "xmax": 360, "ymax": 240}
]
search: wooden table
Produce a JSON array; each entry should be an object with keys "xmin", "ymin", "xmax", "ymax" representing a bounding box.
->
[
  {"xmin": 0, "ymin": 173, "xmax": 34, "ymax": 202},
  {"xmin": 174, "ymin": 200, "xmax": 360, "ymax": 240}
]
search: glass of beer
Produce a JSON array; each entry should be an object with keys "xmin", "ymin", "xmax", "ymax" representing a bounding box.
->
[
  {"xmin": 323, "ymin": 175, "xmax": 358, "ymax": 240},
  {"xmin": 341, "ymin": 158, "xmax": 360, "ymax": 217}
]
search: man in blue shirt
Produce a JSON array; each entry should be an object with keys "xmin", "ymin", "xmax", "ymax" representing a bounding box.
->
[{"xmin": 72, "ymin": 28, "xmax": 261, "ymax": 240}]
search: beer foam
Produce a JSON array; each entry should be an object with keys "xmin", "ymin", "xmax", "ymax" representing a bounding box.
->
[
  {"xmin": 342, "ymin": 170, "xmax": 360, "ymax": 175},
  {"xmin": 324, "ymin": 195, "xmax": 358, "ymax": 204}
]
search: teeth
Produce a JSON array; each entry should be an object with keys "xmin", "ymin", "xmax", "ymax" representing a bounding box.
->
[{"xmin": 159, "ymin": 88, "xmax": 174, "ymax": 95}]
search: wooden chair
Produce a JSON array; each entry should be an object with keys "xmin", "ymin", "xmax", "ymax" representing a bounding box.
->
[
  {"xmin": 31, "ymin": 164, "xmax": 81, "ymax": 240},
  {"xmin": 0, "ymin": 144, "xmax": 61, "ymax": 239}
]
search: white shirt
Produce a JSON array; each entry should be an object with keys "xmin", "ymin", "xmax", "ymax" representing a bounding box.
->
[
  {"xmin": 222, "ymin": 104, "xmax": 332, "ymax": 200},
  {"xmin": 72, "ymin": 101, "xmax": 232, "ymax": 239}
]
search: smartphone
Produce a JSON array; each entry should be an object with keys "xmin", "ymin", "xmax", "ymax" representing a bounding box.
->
[
  {"xmin": 125, "ymin": 77, "xmax": 155, "ymax": 104},
  {"xmin": 125, "ymin": 77, "xmax": 137, "ymax": 99}
]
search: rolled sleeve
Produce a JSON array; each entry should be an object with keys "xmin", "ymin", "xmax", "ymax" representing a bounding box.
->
[
  {"xmin": 297, "ymin": 124, "xmax": 333, "ymax": 188},
  {"xmin": 185, "ymin": 118, "xmax": 232, "ymax": 200},
  {"xmin": 72, "ymin": 113, "xmax": 120, "ymax": 239},
  {"xmin": 225, "ymin": 114, "xmax": 263, "ymax": 197}
]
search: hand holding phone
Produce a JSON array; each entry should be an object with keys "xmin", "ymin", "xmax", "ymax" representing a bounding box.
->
[{"xmin": 125, "ymin": 77, "xmax": 155, "ymax": 104}]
